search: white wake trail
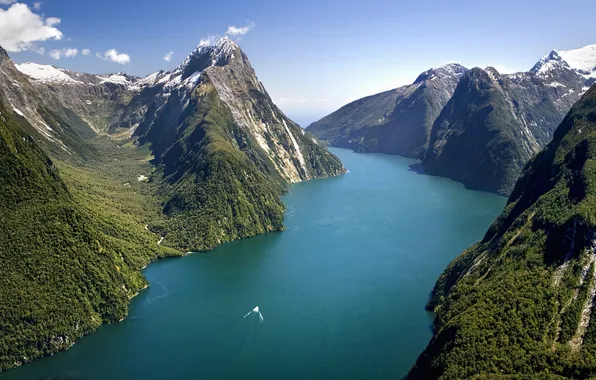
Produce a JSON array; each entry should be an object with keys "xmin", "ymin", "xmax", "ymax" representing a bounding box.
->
[{"xmin": 243, "ymin": 306, "xmax": 263, "ymax": 322}]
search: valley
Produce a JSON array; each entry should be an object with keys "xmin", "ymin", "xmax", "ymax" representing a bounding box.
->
[{"xmin": 2, "ymin": 2, "xmax": 596, "ymax": 377}]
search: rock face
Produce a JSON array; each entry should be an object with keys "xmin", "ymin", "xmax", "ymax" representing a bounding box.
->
[
  {"xmin": 133, "ymin": 37, "xmax": 342, "ymax": 185},
  {"xmin": 310, "ymin": 44, "xmax": 596, "ymax": 195},
  {"xmin": 410, "ymin": 84, "xmax": 596, "ymax": 378},
  {"xmin": 0, "ymin": 37, "xmax": 344, "ymax": 371},
  {"xmin": 308, "ymin": 63, "xmax": 467, "ymax": 159}
]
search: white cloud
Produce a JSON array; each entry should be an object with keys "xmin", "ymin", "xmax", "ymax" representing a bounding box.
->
[
  {"xmin": 48, "ymin": 47, "xmax": 78, "ymax": 60},
  {"xmin": 0, "ymin": 0, "xmax": 16, "ymax": 5},
  {"xmin": 82, "ymin": 48, "xmax": 90, "ymax": 55},
  {"xmin": 64, "ymin": 47, "xmax": 77, "ymax": 57},
  {"xmin": 35, "ymin": 46, "xmax": 45, "ymax": 55},
  {"xmin": 33, "ymin": 2, "xmax": 42, "ymax": 10},
  {"xmin": 163, "ymin": 51, "xmax": 173, "ymax": 62},
  {"xmin": 198, "ymin": 35, "xmax": 219, "ymax": 47},
  {"xmin": 226, "ymin": 22, "xmax": 255, "ymax": 37},
  {"xmin": 96, "ymin": 48, "xmax": 130, "ymax": 64},
  {"xmin": 45, "ymin": 16, "xmax": 60, "ymax": 26},
  {"xmin": 49, "ymin": 49, "xmax": 60, "ymax": 59},
  {"xmin": 0, "ymin": 3, "xmax": 62, "ymax": 52}
]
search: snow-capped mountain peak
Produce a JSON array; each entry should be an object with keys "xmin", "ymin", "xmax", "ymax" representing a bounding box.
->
[
  {"xmin": 530, "ymin": 50, "xmax": 570, "ymax": 76},
  {"xmin": 414, "ymin": 62, "xmax": 467, "ymax": 84},
  {"xmin": 531, "ymin": 44, "xmax": 596, "ymax": 85},
  {"xmin": 176, "ymin": 36, "xmax": 239, "ymax": 76}
]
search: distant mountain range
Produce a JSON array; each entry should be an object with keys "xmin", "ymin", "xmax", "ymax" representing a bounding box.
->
[{"xmin": 309, "ymin": 44, "xmax": 596, "ymax": 195}]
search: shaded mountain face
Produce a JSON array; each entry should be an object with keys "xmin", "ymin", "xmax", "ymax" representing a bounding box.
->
[
  {"xmin": 308, "ymin": 63, "xmax": 467, "ymax": 159},
  {"xmin": 424, "ymin": 67, "xmax": 565, "ymax": 195},
  {"xmin": 410, "ymin": 85, "xmax": 596, "ymax": 379},
  {"xmin": 0, "ymin": 37, "xmax": 344, "ymax": 371},
  {"xmin": 310, "ymin": 44, "xmax": 595, "ymax": 195}
]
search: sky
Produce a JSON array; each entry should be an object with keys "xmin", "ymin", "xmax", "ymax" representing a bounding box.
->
[{"xmin": 1, "ymin": 0, "xmax": 595, "ymax": 127}]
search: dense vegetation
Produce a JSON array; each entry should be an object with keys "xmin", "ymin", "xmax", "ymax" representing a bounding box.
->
[
  {"xmin": 138, "ymin": 73, "xmax": 343, "ymax": 251},
  {"xmin": 410, "ymin": 85, "xmax": 596, "ymax": 379},
  {"xmin": 0, "ymin": 100, "xmax": 183, "ymax": 371}
]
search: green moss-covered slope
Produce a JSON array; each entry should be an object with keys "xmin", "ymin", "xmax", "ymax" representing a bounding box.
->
[
  {"xmin": 0, "ymin": 100, "xmax": 180, "ymax": 371},
  {"xmin": 410, "ymin": 84, "xmax": 596, "ymax": 379}
]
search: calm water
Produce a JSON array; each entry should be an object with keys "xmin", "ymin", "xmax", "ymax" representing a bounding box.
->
[{"xmin": 3, "ymin": 148, "xmax": 506, "ymax": 380}]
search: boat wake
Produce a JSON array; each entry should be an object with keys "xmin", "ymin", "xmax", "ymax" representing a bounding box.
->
[{"xmin": 243, "ymin": 306, "xmax": 264, "ymax": 323}]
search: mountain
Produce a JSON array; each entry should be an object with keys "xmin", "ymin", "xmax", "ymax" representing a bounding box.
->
[
  {"xmin": 310, "ymin": 44, "xmax": 595, "ymax": 195},
  {"xmin": 127, "ymin": 37, "xmax": 345, "ymax": 248},
  {"xmin": 410, "ymin": 84, "xmax": 596, "ymax": 378},
  {"xmin": 424, "ymin": 66, "xmax": 566, "ymax": 195},
  {"xmin": 424, "ymin": 45, "xmax": 595, "ymax": 195},
  {"xmin": 0, "ymin": 37, "xmax": 344, "ymax": 371},
  {"xmin": 308, "ymin": 63, "xmax": 467, "ymax": 159}
]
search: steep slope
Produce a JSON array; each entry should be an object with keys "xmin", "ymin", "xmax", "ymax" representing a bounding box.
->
[
  {"xmin": 533, "ymin": 44, "xmax": 596, "ymax": 89},
  {"xmin": 10, "ymin": 37, "xmax": 344, "ymax": 252},
  {"xmin": 424, "ymin": 67, "xmax": 565, "ymax": 195},
  {"xmin": 0, "ymin": 47, "xmax": 100, "ymax": 160},
  {"xmin": 410, "ymin": 85, "xmax": 596, "ymax": 378},
  {"xmin": 424, "ymin": 46, "xmax": 594, "ymax": 195},
  {"xmin": 14, "ymin": 63, "xmax": 149, "ymax": 136},
  {"xmin": 308, "ymin": 63, "xmax": 467, "ymax": 159},
  {"xmin": 0, "ymin": 98, "xmax": 179, "ymax": 371}
]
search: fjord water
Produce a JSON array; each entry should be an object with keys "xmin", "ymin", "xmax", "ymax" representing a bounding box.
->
[{"xmin": 3, "ymin": 148, "xmax": 505, "ymax": 380}]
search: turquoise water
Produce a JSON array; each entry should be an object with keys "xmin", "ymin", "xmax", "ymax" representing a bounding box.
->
[{"xmin": 3, "ymin": 148, "xmax": 506, "ymax": 380}]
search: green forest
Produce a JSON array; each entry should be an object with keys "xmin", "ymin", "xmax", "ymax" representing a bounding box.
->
[{"xmin": 409, "ymin": 85, "xmax": 596, "ymax": 378}]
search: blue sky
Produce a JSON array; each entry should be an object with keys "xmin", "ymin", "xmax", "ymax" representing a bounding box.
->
[{"xmin": 2, "ymin": 0, "xmax": 595, "ymax": 126}]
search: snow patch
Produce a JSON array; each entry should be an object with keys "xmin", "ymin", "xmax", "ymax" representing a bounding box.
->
[
  {"xmin": 15, "ymin": 63, "xmax": 83, "ymax": 84},
  {"xmin": 558, "ymin": 44, "xmax": 596, "ymax": 74},
  {"xmin": 100, "ymin": 74, "xmax": 130, "ymax": 86}
]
